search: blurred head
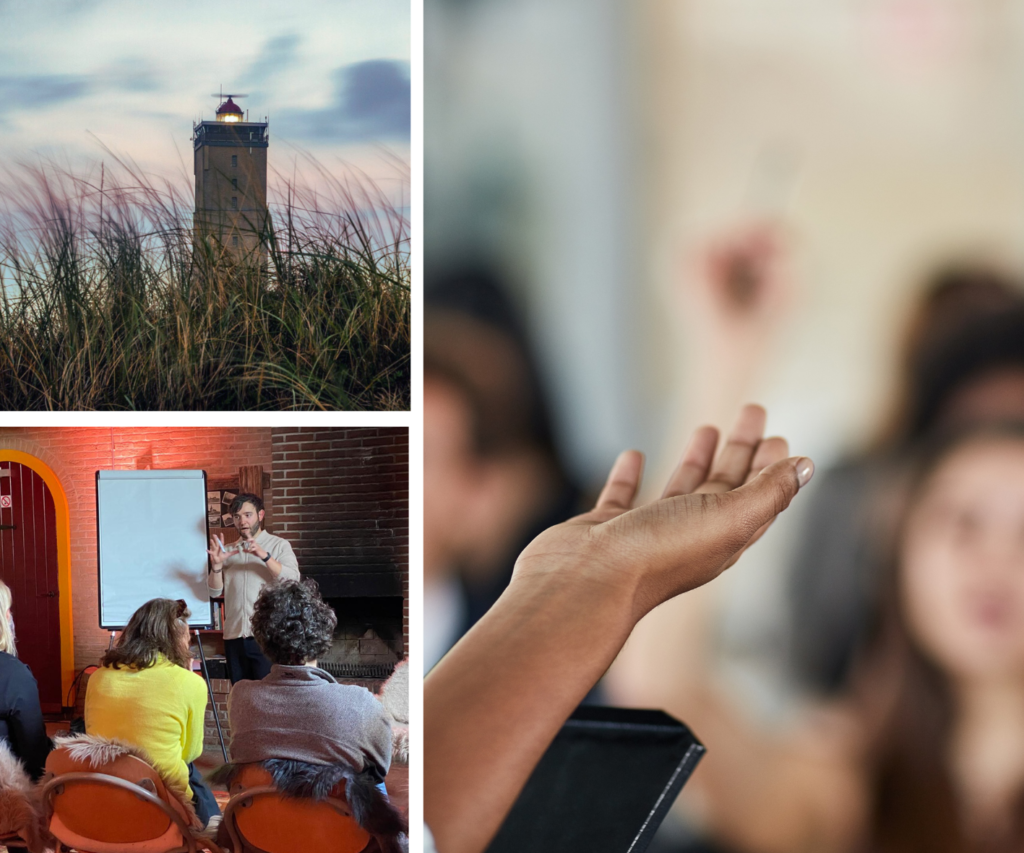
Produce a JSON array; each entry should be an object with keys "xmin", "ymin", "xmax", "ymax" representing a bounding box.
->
[
  {"xmin": 251, "ymin": 578, "xmax": 337, "ymax": 666},
  {"xmin": 425, "ymin": 268, "xmax": 567, "ymax": 578},
  {"xmin": 885, "ymin": 267, "xmax": 1024, "ymax": 448},
  {"xmin": 102, "ymin": 598, "xmax": 191, "ymax": 670},
  {"xmin": 866, "ymin": 425, "xmax": 1024, "ymax": 850},
  {"xmin": 0, "ymin": 580, "xmax": 14, "ymax": 656},
  {"xmin": 899, "ymin": 428, "xmax": 1024, "ymax": 682},
  {"xmin": 230, "ymin": 493, "xmax": 264, "ymax": 538}
]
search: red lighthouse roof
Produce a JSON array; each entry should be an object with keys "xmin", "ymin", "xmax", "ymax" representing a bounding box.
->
[{"xmin": 216, "ymin": 97, "xmax": 243, "ymax": 116}]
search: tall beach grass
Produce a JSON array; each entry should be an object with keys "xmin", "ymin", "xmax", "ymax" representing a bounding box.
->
[{"xmin": 0, "ymin": 151, "xmax": 409, "ymax": 410}]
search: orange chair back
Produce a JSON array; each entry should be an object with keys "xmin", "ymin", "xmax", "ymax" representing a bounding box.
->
[
  {"xmin": 44, "ymin": 745, "xmax": 190, "ymax": 847},
  {"xmin": 226, "ymin": 765, "xmax": 371, "ymax": 853}
]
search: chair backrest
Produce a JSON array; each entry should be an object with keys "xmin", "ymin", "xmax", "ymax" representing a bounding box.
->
[
  {"xmin": 223, "ymin": 765, "xmax": 371, "ymax": 853},
  {"xmin": 43, "ymin": 744, "xmax": 196, "ymax": 853}
]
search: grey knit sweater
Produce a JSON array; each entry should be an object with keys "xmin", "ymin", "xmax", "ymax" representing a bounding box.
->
[{"xmin": 227, "ymin": 665, "xmax": 392, "ymax": 780}]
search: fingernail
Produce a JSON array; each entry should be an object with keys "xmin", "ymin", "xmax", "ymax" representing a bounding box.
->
[{"xmin": 796, "ymin": 457, "xmax": 814, "ymax": 488}]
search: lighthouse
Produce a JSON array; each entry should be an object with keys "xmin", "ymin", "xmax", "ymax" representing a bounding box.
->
[{"xmin": 193, "ymin": 94, "xmax": 269, "ymax": 256}]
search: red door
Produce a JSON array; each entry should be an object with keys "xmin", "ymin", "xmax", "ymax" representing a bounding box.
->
[{"xmin": 0, "ymin": 462, "xmax": 62, "ymax": 713}]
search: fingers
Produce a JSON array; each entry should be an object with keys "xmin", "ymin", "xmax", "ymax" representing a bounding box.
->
[
  {"xmin": 595, "ymin": 450, "xmax": 645, "ymax": 512},
  {"xmin": 725, "ymin": 456, "xmax": 814, "ymax": 537},
  {"xmin": 699, "ymin": 404, "xmax": 766, "ymax": 493},
  {"xmin": 662, "ymin": 426, "xmax": 719, "ymax": 498},
  {"xmin": 743, "ymin": 436, "xmax": 789, "ymax": 484}
]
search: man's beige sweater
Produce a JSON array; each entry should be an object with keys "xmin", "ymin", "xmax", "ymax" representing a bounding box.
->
[{"xmin": 207, "ymin": 528, "xmax": 300, "ymax": 639}]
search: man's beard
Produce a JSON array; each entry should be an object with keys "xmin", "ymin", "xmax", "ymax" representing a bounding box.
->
[{"xmin": 241, "ymin": 520, "xmax": 261, "ymax": 540}]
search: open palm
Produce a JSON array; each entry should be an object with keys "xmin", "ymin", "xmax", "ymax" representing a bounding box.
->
[{"xmin": 512, "ymin": 405, "xmax": 813, "ymax": 621}]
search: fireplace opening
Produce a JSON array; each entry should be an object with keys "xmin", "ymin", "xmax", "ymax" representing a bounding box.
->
[{"xmin": 318, "ymin": 595, "xmax": 405, "ymax": 681}]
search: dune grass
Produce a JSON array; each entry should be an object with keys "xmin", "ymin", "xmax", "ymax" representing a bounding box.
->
[{"xmin": 0, "ymin": 152, "xmax": 409, "ymax": 410}]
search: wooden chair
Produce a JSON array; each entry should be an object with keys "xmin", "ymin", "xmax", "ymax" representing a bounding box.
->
[
  {"xmin": 220, "ymin": 766, "xmax": 372, "ymax": 853},
  {"xmin": 41, "ymin": 744, "xmax": 223, "ymax": 853}
]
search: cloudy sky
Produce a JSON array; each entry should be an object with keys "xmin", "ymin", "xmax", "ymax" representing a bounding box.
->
[{"xmin": 0, "ymin": 0, "xmax": 409, "ymax": 194}]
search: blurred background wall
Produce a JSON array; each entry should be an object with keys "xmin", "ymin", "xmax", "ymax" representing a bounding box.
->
[{"xmin": 426, "ymin": 0, "xmax": 641, "ymax": 484}]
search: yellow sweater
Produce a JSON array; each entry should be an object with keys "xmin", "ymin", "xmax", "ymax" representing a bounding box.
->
[{"xmin": 84, "ymin": 654, "xmax": 207, "ymax": 798}]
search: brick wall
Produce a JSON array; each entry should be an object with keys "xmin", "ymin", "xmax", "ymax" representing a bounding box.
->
[
  {"xmin": 271, "ymin": 428, "xmax": 409, "ymax": 652},
  {"xmin": 204, "ymin": 677, "xmax": 232, "ymax": 756}
]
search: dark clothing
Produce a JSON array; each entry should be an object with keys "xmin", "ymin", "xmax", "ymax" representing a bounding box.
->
[
  {"xmin": 0, "ymin": 650, "xmax": 51, "ymax": 780},
  {"xmin": 787, "ymin": 459, "xmax": 893, "ymax": 695},
  {"xmin": 228, "ymin": 664, "xmax": 392, "ymax": 782},
  {"xmin": 225, "ymin": 637, "xmax": 272, "ymax": 684},
  {"xmin": 188, "ymin": 761, "xmax": 220, "ymax": 827}
]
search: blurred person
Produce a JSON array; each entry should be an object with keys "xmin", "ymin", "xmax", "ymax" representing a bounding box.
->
[
  {"xmin": 84, "ymin": 597, "xmax": 219, "ymax": 827},
  {"xmin": 0, "ymin": 580, "xmax": 50, "ymax": 853},
  {"xmin": 207, "ymin": 492, "xmax": 300, "ymax": 684},
  {"xmin": 425, "ymin": 405, "xmax": 815, "ymax": 853},
  {"xmin": 788, "ymin": 270, "xmax": 1024, "ymax": 696},
  {"xmin": 424, "ymin": 268, "xmax": 581, "ymax": 672},
  {"xmin": 621, "ymin": 423, "xmax": 1024, "ymax": 853},
  {"xmin": 0, "ymin": 580, "xmax": 49, "ymax": 782}
]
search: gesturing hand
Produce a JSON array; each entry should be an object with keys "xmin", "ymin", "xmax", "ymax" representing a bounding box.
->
[
  {"xmin": 511, "ymin": 404, "xmax": 814, "ymax": 621},
  {"xmin": 207, "ymin": 534, "xmax": 228, "ymax": 570}
]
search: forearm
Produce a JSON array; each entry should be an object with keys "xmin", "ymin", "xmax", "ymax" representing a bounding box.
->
[
  {"xmin": 425, "ymin": 569, "xmax": 636, "ymax": 853},
  {"xmin": 207, "ymin": 569, "xmax": 223, "ymax": 592}
]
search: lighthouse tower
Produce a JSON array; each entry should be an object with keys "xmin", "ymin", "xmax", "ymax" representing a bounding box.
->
[{"xmin": 193, "ymin": 94, "xmax": 269, "ymax": 256}]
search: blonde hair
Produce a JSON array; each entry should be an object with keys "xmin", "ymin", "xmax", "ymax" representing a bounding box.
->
[{"xmin": 0, "ymin": 580, "xmax": 14, "ymax": 656}]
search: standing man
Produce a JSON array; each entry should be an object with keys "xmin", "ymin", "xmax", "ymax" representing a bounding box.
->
[{"xmin": 207, "ymin": 493, "xmax": 300, "ymax": 683}]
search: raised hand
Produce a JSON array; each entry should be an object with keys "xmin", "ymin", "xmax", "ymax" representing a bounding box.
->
[
  {"xmin": 512, "ymin": 404, "xmax": 813, "ymax": 621},
  {"xmin": 207, "ymin": 533, "xmax": 228, "ymax": 570},
  {"xmin": 427, "ymin": 406, "xmax": 813, "ymax": 853}
]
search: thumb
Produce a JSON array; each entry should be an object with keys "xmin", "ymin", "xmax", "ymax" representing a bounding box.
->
[{"xmin": 725, "ymin": 455, "xmax": 814, "ymax": 537}]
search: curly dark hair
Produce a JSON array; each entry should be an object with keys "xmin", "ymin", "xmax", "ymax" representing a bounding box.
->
[
  {"xmin": 251, "ymin": 579, "xmax": 337, "ymax": 665},
  {"xmin": 230, "ymin": 493, "xmax": 264, "ymax": 515},
  {"xmin": 102, "ymin": 598, "xmax": 191, "ymax": 670}
]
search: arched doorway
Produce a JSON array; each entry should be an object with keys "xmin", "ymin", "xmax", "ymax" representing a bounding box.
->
[{"xmin": 0, "ymin": 452, "xmax": 73, "ymax": 712}]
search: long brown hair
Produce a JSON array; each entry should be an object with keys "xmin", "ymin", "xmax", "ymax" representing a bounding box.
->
[
  {"xmin": 101, "ymin": 598, "xmax": 191, "ymax": 670},
  {"xmin": 863, "ymin": 424, "xmax": 1024, "ymax": 853}
]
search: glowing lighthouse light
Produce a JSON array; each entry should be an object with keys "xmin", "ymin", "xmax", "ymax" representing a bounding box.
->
[{"xmin": 215, "ymin": 95, "xmax": 244, "ymax": 123}]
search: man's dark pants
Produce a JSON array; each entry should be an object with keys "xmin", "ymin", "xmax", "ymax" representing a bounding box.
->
[{"xmin": 224, "ymin": 636, "xmax": 272, "ymax": 684}]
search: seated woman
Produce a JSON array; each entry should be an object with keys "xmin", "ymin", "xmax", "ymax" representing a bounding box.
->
[
  {"xmin": 0, "ymin": 580, "xmax": 50, "ymax": 781},
  {"xmin": 224, "ymin": 579, "xmax": 404, "ymax": 851},
  {"xmin": 0, "ymin": 580, "xmax": 51, "ymax": 853},
  {"xmin": 228, "ymin": 579, "xmax": 393, "ymax": 784},
  {"xmin": 84, "ymin": 598, "xmax": 220, "ymax": 828},
  {"xmin": 612, "ymin": 421, "xmax": 1024, "ymax": 853}
]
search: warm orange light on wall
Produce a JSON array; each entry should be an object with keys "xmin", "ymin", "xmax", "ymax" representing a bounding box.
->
[{"xmin": 0, "ymin": 450, "xmax": 74, "ymax": 703}]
